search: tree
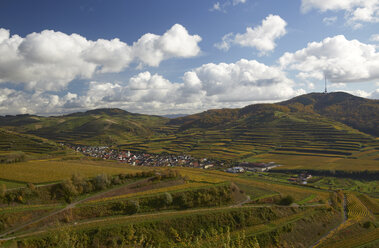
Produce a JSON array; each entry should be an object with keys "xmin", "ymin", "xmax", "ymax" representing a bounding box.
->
[
  {"xmin": 71, "ymin": 173, "xmax": 85, "ymax": 194},
  {"xmin": 278, "ymin": 195, "xmax": 294, "ymax": 206},
  {"xmin": 61, "ymin": 179, "xmax": 78, "ymax": 203},
  {"xmin": 127, "ymin": 200, "xmax": 140, "ymax": 214},
  {"xmin": 93, "ymin": 174, "xmax": 110, "ymax": 190},
  {"xmin": 164, "ymin": 192, "xmax": 173, "ymax": 206}
]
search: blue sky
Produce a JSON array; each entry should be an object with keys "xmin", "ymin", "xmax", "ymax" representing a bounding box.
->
[{"xmin": 0, "ymin": 0, "xmax": 378, "ymax": 115}]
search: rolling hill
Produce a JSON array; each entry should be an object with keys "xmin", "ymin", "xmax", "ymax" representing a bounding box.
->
[
  {"xmin": 0, "ymin": 128, "xmax": 71, "ymax": 162},
  {"xmin": 0, "ymin": 92, "xmax": 378, "ymax": 161},
  {"xmin": 0, "ymin": 108, "xmax": 169, "ymax": 146},
  {"xmin": 279, "ymin": 92, "xmax": 379, "ymax": 136}
]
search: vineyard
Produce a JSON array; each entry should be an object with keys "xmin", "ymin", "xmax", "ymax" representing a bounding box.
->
[
  {"xmin": 87, "ymin": 182, "xmax": 211, "ymax": 204},
  {"xmin": 346, "ymin": 193, "xmax": 372, "ymax": 219},
  {"xmin": 319, "ymin": 223, "xmax": 379, "ymax": 248},
  {"xmin": 357, "ymin": 194, "xmax": 379, "ymax": 217},
  {"xmin": 0, "ymin": 159, "xmax": 145, "ymax": 183}
]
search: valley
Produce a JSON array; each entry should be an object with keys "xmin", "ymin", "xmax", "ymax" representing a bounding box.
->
[{"xmin": 0, "ymin": 92, "xmax": 378, "ymax": 247}]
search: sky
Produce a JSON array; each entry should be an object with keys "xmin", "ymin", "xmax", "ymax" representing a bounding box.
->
[{"xmin": 0, "ymin": 0, "xmax": 378, "ymax": 116}]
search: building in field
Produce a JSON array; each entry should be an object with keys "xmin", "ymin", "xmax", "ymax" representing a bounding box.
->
[
  {"xmin": 239, "ymin": 162, "xmax": 281, "ymax": 172},
  {"xmin": 226, "ymin": 167, "xmax": 245, "ymax": 173}
]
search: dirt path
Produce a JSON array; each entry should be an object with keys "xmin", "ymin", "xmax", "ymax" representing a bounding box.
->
[
  {"xmin": 0, "ymin": 177, "xmax": 152, "ymax": 239},
  {"xmin": 235, "ymin": 195, "xmax": 250, "ymax": 206},
  {"xmin": 309, "ymin": 194, "xmax": 347, "ymax": 248}
]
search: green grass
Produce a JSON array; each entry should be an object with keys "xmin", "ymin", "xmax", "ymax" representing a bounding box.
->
[{"xmin": 0, "ymin": 179, "xmax": 25, "ymax": 189}]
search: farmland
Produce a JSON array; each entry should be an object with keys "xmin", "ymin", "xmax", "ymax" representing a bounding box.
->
[
  {"xmin": 0, "ymin": 159, "xmax": 146, "ymax": 184},
  {"xmin": 0, "ymin": 157, "xmax": 376, "ymax": 247},
  {"xmin": 0, "ymin": 92, "xmax": 378, "ymax": 247}
]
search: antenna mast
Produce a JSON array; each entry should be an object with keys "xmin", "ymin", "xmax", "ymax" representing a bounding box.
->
[{"xmin": 324, "ymin": 73, "xmax": 328, "ymax": 94}]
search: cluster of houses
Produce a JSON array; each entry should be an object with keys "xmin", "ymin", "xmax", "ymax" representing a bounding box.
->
[
  {"xmin": 65, "ymin": 144, "xmax": 219, "ymax": 169},
  {"xmin": 288, "ymin": 173, "xmax": 312, "ymax": 185},
  {"xmin": 226, "ymin": 162, "xmax": 281, "ymax": 173}
]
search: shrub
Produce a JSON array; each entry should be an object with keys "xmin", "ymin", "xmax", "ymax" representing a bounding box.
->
[
  {"xmin": 278, "ymin": 195, "xmax": 294, "ymax": 205},
  {"xmin": 164, "ymin": 192, "xmax": 173, "ymax": 205},
  {"xmin": 93, "ymin": 174, "xmax": 110, "ymax": 191}
]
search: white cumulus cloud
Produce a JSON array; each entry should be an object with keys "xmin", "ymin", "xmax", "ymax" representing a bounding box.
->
[
  {"xmin": 70, "ymin": 59, "xmax": 301, "ymax": 114},
  {"xmin": 0, "ymin": 24, "xmax": 201, "ymax": 91},
  {"xmin": 279, "ymin": 35, "xmax": 379, "ymax": 84},
  {"xmin": 132, "ymin": 24, "xmax": 201, "ymax": 67},
  {"xmin": 215, "ymin": 15, "xmax": 287, "ymax": 55},
  {"xmin": 0, "ymin": 58, "xmax": 306, "ymax": 115},
  {"xmin": 190, "ymin": 59, "xmax": 298, "ymax": 101},
  {"xmin": 301, "ymin": 0, "xmax": 379, "ymax": 28}
]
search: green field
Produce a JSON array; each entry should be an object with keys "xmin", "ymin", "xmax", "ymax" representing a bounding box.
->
[{"xmin": 0, "ymin": 179, "xmax": 25, "ymax": 189}]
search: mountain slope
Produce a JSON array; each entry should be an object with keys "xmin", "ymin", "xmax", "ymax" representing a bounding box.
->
[
  {"xmin": 0, "ymin": 93, "xmax": 378, "ymax": 161},
  {"xmin": 279, "ymin": 92, "xmax": 379, "ymax": 136},
  {"xmin": 0, "ymin": 128, "xmax": 67, "ymax": 157},
  {"xmin": 0, "ymin": 108, "xmax": 169, "ymax": 145},
  {"xmin": 121, "ymin": 101, "xmax": 375, "ymax": 160}
]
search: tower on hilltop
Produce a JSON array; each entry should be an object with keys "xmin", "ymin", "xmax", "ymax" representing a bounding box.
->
[{"xmin": 324, "ymin": 73, "xmax": 328, "ymax": 94}]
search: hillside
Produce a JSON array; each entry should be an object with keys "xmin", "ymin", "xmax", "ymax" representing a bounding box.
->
[
  {"xmin": 123, "ymin": 102, "xmax": 376, "ymax": 161},
  {"xmin": 0, "ymin": 108, "xmax": 169, "ymax": 146},
  {"xmin": 279, "ymin": 92, "xmax": 379, "ymax": 136},
  {"xmin": 0, "ymin": 128, "xmax": 69, "ymax": 161},
  {"xmin": 0, "ymin": 92, "xmax": 378, "ymax": 162}
]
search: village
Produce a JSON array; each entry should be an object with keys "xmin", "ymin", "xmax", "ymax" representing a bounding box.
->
[
  {"xmin": 65, "ymin": 144, "xmax": 313, "ymax": 185},
  {"xmin": 65, "ymin": 144, "xmax": 220, "ymax": 169}
]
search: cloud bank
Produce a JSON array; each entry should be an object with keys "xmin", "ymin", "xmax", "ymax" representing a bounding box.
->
[
  {"xmin": 0, "ymin": 24, "xmax": 201, "ymax": 91},
  {"xmin": 0, "ymin": 59, "xmax": 304, "ymax": 115},
  {"xmin": 279, "ymin": 35, "xmax": 379, "ymax": 83}
]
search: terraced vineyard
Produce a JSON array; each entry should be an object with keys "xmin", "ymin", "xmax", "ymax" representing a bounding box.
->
[
  {"xmin": 0, "ymin": 92, "xmax": 378, "ymax": 247},
  {"xmin": 346, "ymin": 193, "xmax": 372, "ymax": 219},
  {"xmin": 119, "ymin": 112, "xmax": 376, "ymax": 163},
  {"xmin": 0, "ymin": 92, "xmax": 377, "ymax": 167},
  {"xmin": 357, "ymin": 194, "xmax": 379, "ymax": 217},
  {"xmin": 0, "ymin": 128, "xmax": 65, "ymax": 155}
]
